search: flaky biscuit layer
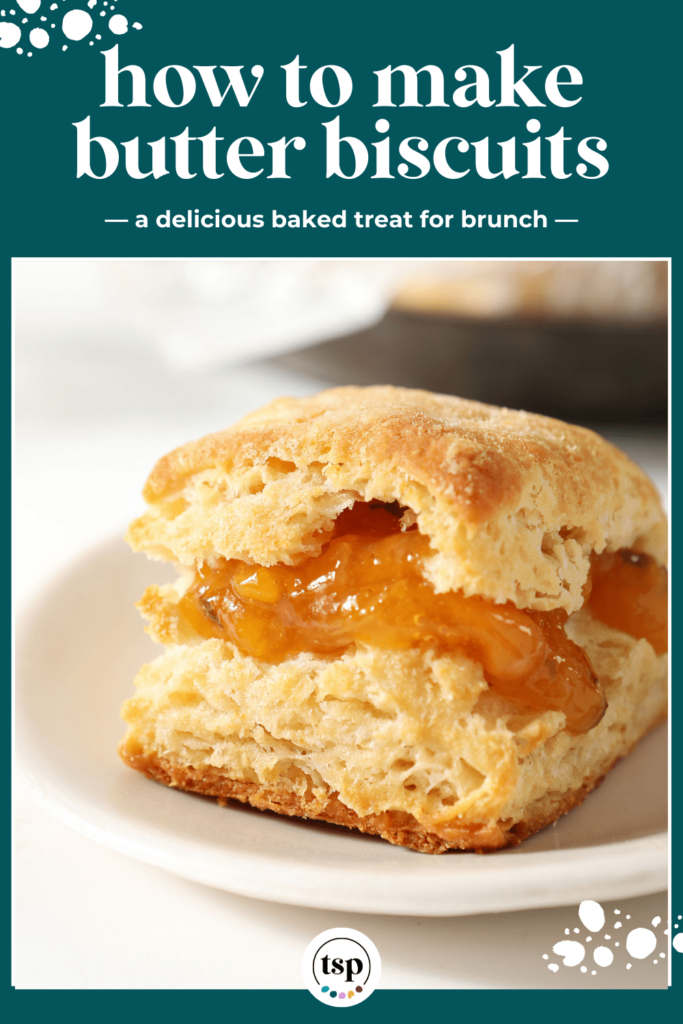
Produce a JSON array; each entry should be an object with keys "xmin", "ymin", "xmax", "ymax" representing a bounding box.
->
[
  {"xmin": 126, "ymin": 387, "xmax": 666, "ymax": 613},
  {"xmin": 119, "ymin": 611, "xmax": 667, "ymax": 852}
]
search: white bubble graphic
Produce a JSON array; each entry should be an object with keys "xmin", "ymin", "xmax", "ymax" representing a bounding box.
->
[
  {"xmin": 552, "ymin": 940, "xmax": 585, "ymax": 967},
  {"xmin": 0, "ymin": 20, "xmax": 20, "ymax": 46},
  {"xmin": 108, "ymin": 12, "xmax": 125, "ymax": 33},
  {"xmin": 593, "ymin": 946, "xmax": 614, "ymax": 967},
  {"xmin": 579, "ymin": 900, "xmax": 605, "ymax": 932},
  {"xmin": 548, "ymin": 964, "xmax": 559, "ymax": 973},
  {"xmin": 62, "ymin": 8, "xmax": 91, "ymax": 40},
  {"xmin": 615, "ymin": 921, "xmax": 622, "ymax": 929},
  {"xmin": 132, "ymin": 21, "xmax": 141, "ymax": 28},
  {"xmin": 18, "ymin": 0, "xmax": 40, "ymax": 12},
  {"xmin": 652, "ymin": 916, "xmax": 661, "ymax": 927},
  {"xmin": 673, "ymin": 933, "xmax": 683, "ymax": 953},
  {"xmin": 626, "ymin": 928, "xmax": 657, "ymax": 960},
  {"xmin": 29, "ymin": 25, "xmax": 48, "ymax": 46}
]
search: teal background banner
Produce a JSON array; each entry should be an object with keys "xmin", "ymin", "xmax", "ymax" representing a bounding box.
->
[{"xmin": 0, "ymin": 0, "xmax": 678, "ymax": 258}]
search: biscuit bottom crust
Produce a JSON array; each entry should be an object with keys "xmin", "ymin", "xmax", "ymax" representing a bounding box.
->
[
  {"xmin": 120, "ymin": 746, "xmax": 644, "ymax": 854},
  {"xmin": 119, "ymin": 608, "xmax": 667, "ymax": 853}
]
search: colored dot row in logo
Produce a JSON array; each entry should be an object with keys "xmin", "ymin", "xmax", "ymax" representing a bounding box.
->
[{"xmin": 321, "ymin": 986, "xmax": 363, "ymax": 1000}]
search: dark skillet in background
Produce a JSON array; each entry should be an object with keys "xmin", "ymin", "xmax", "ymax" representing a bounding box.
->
[{"xmin": 270, "ymin": 305, "xmax": 667, "ymax": 424}]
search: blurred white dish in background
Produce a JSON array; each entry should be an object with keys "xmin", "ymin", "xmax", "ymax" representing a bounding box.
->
[
  {"xmin": 15, "ymin": 260, "xmax": 414, "ymax": 369},
  {"xmin": 115, "ymin": 261, "xmax": 402, "ymax": 369}
]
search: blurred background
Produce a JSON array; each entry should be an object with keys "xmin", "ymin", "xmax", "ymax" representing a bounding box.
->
[{"xmin": 15, "ymin": 257, "xmax": 668, "ymax": 603}]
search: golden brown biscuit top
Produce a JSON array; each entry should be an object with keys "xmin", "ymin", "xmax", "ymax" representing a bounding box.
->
[{"xmin": 128, "ymin": 386, "xmax": 667, "ymax": 613}]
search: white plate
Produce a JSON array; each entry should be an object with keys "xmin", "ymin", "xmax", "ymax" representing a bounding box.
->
[{"xmin": 15, "ymin": 538, "xmax": 668, "ymax": 917}]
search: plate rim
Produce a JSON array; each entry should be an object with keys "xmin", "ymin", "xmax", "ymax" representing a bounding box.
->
[{"xmin": 16, "ymin": 763, "xmax": 668, "ymax": 916}]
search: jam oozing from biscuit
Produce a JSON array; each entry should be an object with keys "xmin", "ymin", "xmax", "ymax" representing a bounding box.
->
[
  {"xmin": 179, "ymin": 503, "xmax": 666, "ymax": 734},
  {"xmin": 586, "ymin": 549, "xmax": 668, "ymax": 656}
]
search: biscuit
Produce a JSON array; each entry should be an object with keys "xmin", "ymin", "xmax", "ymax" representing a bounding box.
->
[
  {"xmin": 120, "ymin": 386, "xmax": 668, "ymax": 852},
  {"xmin": 393, "ymin": 261, "xmax": 668, "ymax": 322}
]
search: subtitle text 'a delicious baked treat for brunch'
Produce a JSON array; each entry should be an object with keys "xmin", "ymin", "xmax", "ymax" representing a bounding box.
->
[{"xmin": 119, "ymin": 386, "xmax": 668, "ymax": 853}]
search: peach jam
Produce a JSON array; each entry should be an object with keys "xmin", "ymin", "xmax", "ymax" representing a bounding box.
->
[
  {"xmin": 179, "ymin": 502, "xmax": 667, "ymax": 734},
  {"xmin": 587, "ymin": 549, "xmax": 668, "ymax": 656}
]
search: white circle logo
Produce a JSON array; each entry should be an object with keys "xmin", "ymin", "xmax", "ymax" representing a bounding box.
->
[{"xmin": 302, "ymin": 928, "xmax": 381, "ymax": 1006}]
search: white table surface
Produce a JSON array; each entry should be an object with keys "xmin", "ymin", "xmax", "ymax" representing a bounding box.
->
[{"xmin": 13, "ymin": 341, "xmax": 671, "ymax": 990}]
